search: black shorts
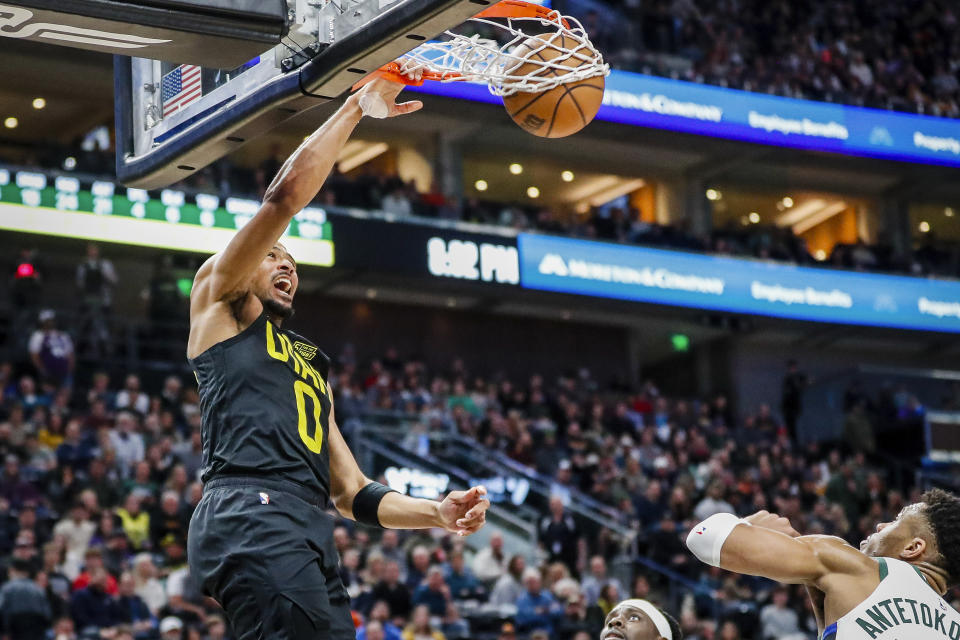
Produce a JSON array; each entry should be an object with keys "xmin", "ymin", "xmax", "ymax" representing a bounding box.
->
[{"xmin": 187, "ymin": 476, "xmax": 354, "ymax": 640}]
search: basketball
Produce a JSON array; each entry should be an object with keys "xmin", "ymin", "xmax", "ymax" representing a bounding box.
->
[{"xmin": 502, "ymin": 32, "xmax": 605, "ymax": 138}]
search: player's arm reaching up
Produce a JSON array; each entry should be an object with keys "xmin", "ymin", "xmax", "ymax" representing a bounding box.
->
[
  {"xmin": 188, "ymin": 77, "xmax": 422, "ymax": 356},
  {"xmin": 326, "ymin": 392, "xmax": 490, "ymax": 536}
]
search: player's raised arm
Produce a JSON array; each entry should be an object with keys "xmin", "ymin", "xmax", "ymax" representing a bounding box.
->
[
  {"xmin": 193, "ymin": 78, "xmax": 423, "ymax": 305},
  {"xmin": 685, "ymin": 510, "xmax": 876, "ymax": 585},
  {"xmin": 325, "ymin": 393, "xmax": 489, "ymax": 536}
]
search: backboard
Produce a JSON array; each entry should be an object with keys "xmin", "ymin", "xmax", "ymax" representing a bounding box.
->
[{"xmin": 114, "ymin": 0, "xmax": 495, "ymax": 189}]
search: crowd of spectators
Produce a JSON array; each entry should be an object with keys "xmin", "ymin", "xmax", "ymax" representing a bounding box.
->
[
  {"xmin": 583, "ymin": 0, "xmax": 960, "ymax": 119},
  {"xmin": 0, "ymin": 280, "xmax": 956, "ymax": 640},
  {"xmin": 310, "ymin": 167, "xmax": 960, "ymax": 278},
  {"xmin": 2, "ymin": 285, "xmax": 959, "ymax": 640}
]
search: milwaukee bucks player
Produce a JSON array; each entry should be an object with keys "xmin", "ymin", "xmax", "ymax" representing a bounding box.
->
[
  {"xmin": 685, "ymin": 489, "xmax": 960, "ymax": 639},
  {"xmin": 185, "ymin": 76, "xmax": 489, "ymax": 640}
]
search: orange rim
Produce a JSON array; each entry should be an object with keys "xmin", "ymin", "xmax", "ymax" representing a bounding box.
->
[
  {"xmin": 352, "ymin": 0, "xmax": 569, "ymax": 90},
  {"xmin": 474, "ymin": 0, "xmax": 571, "ymax": 30}
]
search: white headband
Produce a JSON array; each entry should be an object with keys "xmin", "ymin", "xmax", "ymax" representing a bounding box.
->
[{"xmin": 616, "ymin": 599, "xmax": 673, "ymax": 640}]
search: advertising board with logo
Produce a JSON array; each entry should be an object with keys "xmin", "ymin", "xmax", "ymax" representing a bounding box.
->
[
  {"xmin": 411, "ymin": 70, "xmax": 960, "ymax": 167},
  {"xmin": 332, "ymin": 213, "xmax": 519, "ymax": 285},
  {"xmin": 518, "ymin": 233, "xmax": 960, "ymax": 333}
]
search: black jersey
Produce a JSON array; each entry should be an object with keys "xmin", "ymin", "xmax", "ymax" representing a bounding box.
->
[{"xmin": 189, "ymin": 312, "xmax": 332, "ymax": 502}]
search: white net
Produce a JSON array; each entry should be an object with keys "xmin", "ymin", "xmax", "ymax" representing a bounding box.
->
[{"xmin": 394, "ymin": 4, "xmax": 609, "ymax": 97}]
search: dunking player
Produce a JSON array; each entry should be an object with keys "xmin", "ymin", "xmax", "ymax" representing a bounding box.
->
[
  {"xmin": 185, "ymin": 76, "xmax": 490, "ymax": 640},
  {"xmin": 685, "ymin": 489, "xmax": 960, "ymax": 639},
  {"xmin": 601, "ymin": 599, "xmax": 682, "ymax": 640}
]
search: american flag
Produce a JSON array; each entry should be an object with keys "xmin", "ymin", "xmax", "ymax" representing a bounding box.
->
[{"xmin": 161, "ymin": 64, "xmax": 202, "ymax": 117}]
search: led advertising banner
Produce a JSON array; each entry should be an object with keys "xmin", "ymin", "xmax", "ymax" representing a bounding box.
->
[
  {"xmin": 332, "ymin": 213, "xmax": 520, "ymax": 285},
  {"xmin": 0, "ymin": 168, "xmax": 334, "ymax": 266},
  {"xmin": 517, "ymin": 233, "xmax": 960, "ymax": 333},
  {"xmin": 410, "ymin": 71, "xmax": 960, "ymax": 167}
]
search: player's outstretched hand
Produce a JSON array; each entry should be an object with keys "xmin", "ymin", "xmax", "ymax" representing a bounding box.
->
[
  {"xmin": 355, "ymin": 72, "xmax": 424, "ymax": 118},
  {"xmin": 438, "ymin": 485, "xmax": 490, "ymax": 537},
  {"xmin": 744, "ymin": 510, "xmax": 800, "ymax": 537}
]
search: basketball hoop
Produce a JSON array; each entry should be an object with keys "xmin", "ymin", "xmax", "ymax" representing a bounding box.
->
[{"xmin": 358, "ymin": 0, "xmax": 609, "ymax": 97}]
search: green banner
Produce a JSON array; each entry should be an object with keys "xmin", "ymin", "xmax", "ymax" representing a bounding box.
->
[{"xmin": 0, "ymin": 169, "xmax": 335, "ymax": 266}]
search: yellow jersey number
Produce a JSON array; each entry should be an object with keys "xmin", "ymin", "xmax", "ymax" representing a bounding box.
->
[{"xmin": 293, "ymin": 379, "xmax": 324, "ymax": 454}]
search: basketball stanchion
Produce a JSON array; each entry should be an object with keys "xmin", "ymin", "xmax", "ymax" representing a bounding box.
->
[{"xmin": 354, "ymin": 0, "xmax": 609, "ymax": 137}]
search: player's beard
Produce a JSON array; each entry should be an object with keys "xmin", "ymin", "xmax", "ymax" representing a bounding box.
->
[{"xmin": 263, "ymin": 297, "xmax": 295, "ymax": 320}]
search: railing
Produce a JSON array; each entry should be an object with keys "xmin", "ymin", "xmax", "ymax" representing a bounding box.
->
[
  {"xmin": 346, "ymin": 420, "xmax": 538, "ymax": 556},
  {"xmin": 351, "ymin": 414, "xmax": 638, "ymax": 546},
  {"xmin": 0, "ymin": 303, "xmax": 191, "ymax": 384}
]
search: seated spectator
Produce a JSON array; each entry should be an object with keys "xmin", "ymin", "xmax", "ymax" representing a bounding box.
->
[
  {"xmin": 172, "ymin": 427, "xmax": 203, "ymax": 482},
  {"xmin": 405, "ymin": 545, "xmax": 431, "ymax": 591},
  {"xmin": 150, "ymin": 491, "xmax": 187, "ymax": 550},
  {"xmin": 362, "ymin": 620, "xmax": 389, "ymax": 640},
  {"xmin": 692, "ymin": 481, "xmax": 735, "ymax": 521},
  {"xmin": 55, "ymin": 420, "xmax": 96, "ymax": 472},
  {"xmin": 115, "ymin": 375, "xmax": 150, "ymax": 416},
  {"xmin": 371, "ymin": 529, "xmax": 406, "ymax": 572},
  {"xmin": 132, "ymin": 552, "xmax": 167, "ymax": 615},
  {"xmin": 440, "ymin": 602, "xmax": 470, "ymax": 640},
  {"xmin": 471, "ymin": 530, "xmax": 508, "ymax": 587},
  {"xmin": 122, "ymin": 461, "xmax": 158, "ymax": 502},
  {"xmin": 72, "ymin": 547, "xmax": 118, "ymax": 595},
  {"xmin": 205, "ymin": 614, "xmax": 228, "ymax": 640},
  {"xmin": 1, "ymin": 455, "xmax": 41, "ymax": 510},
  {"xmin": 109, "ymin": 412, "xmax": 145, "ymax": 477},
  {"xmin": 580, "ymin": 555, "xmax": 625, "ymax": 607},
  {"xmin": 373, "ymin": 560, "xmax": 413, "ymax": 624},
  {"xmin": 70, "ymin": 566, "xmax": 124, "ymax": 635},
  {"xmin": 84, "ymin": 458, "xmax": 119, "ymax": 509},
  {"xmin": 50, "ymin": 616, "xmax": 77, "ymax": 640},
  {"xmin": 760, "ymin": 587, "xmax": 801, "ymax": 640},
  {"xmin": 515, "ymin": 568, "xmax": 563, "ymax": 634},
  {"xmin": 555, "ymin": 590, "xmax": 604, "ymax": 640},
  {"xmin": 443, "ymin": 548, "xmax": 484, "ymax": 601},
  {"xmin": 52, "ymin": 501, "xmax": 94, "ymax": 572},
  {"xmin": 596, "ymin": 583, "xmax": 624, "ymax": 617},
  {"xmin": 39, "ymin": 542, "xmax": 72, "ymax": 616},
  {"xmin": 0, "ymin": 556, "xmax": 52, "ymax": 640},
  {"xmin": 401, "ymin": 604, "xmax": 446, "ymax": 640},
  {"xmin": 633, "ymin": 481, "xmax": 667, "ymax": 527},
  {"xmin": 116, "ymin": 571, "xmax": 156, "ymax": 639},
  {"xmin": 116, "ymin": 493, "xmax": 150, "ymax": 550},
  {"xmin": 102, "ymin": 530, "xmax": 132, "ymax": 579},
  {"xmin": 412, "ymin": 566, "xmax": 451, "ymax": 617},
  {"xmin": 357, "ymin": 600, "xmax": 403, "ymax": 640},
  {"xmin": 340, "ymin": 548, "xmax": 364, "ymax": 598},
  {"xmin": 489, "ymin": 554, "xmax": 526, "ymax": 606},
  {"xmin": 159, "ymin": 616, "xmax": 183, "ymax": 640}
]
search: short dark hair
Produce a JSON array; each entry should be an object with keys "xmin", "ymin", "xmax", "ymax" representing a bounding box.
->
[
  {"xmin": 922, "ymin": 488, "xmax": 960, "ymax": 584},
  {"xmin": 660, "ymin": 607, "xmax": 682, "ymax": 640},
  {"xmin": 11, "ymin": 557, "xmax": 33, "ymax": 576}
]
